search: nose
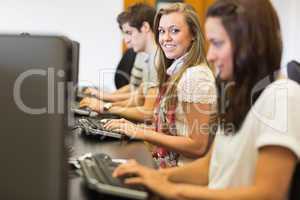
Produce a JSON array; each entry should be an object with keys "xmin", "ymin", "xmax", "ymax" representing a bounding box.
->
[
  {"xmin": 206, "ymin": 46, "xmax": 216, "ymax": 64},
  {"xmin": 123, "ymin": 35, "xmax": 131, "ymax": 45},
  {"xmin": 161, "ymin": 31, "xmax": 172, "ymax": 42}
]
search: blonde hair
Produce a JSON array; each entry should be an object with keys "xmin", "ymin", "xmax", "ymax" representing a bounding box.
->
[{"xmin": 153, "ymin": 3, "xmax": 208, "ymax": 110}]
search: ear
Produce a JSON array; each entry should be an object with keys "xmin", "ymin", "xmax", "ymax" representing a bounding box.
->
[{"xmin": 141, "ymin": 21, "xmax": 151, "ymax": 33}]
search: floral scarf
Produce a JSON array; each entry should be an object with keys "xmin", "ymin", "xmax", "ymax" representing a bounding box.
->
[
  {"xmin": 152, "ymin": 79, "xmax": 179, "ymax": 168},
  {"xmin": 152, "ymin": 55, "xmax": 189, "ymax": 168}
]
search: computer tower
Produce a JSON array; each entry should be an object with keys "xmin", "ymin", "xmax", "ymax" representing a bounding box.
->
[{"xmin": 0, "ymin": 34, "xmax": 78, "ymax": 200}]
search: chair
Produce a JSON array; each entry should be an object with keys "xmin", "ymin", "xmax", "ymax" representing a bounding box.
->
[
  {"xmin": 114, "ymin": 48, "xmax": 136, "ymax": 89},
  {"xmin": 287, "ymin": 60, "xmax": 300, "ymax": 200},
  {"xmin": 287, "ymin": 60, "xmax": 300, "ymax": 84},
  {"xmin": 289, "ymin": 163, "xmax": 300, "ymax": 200}
]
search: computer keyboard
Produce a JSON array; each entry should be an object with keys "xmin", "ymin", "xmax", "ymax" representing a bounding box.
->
[
  {"xmin": 79, "ymin": 153, "xmax": 148, "ymax": 200},
  {"xmin": 73, "ymin": 107, "xmax": 99, "ymax": 117},
  {"xmin": 76, "ymin": 117, "xmax": 123, "ymax": 139},
  {"xmin": 71, "ymin": 101, "xmax": 120, "ymax": 119}
]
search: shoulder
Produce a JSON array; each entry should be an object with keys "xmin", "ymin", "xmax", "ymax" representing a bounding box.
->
[
  {"xmin": 252, "ymin": 79, "xmax": 300, "ymax": 159},
  {"xmin": 177, "ymin": 64, "xmax": 217, "ymax": 104},
  {"xmin": 179, "ymin": 64, "xmax": 215, "ymax": 87},
  {"xmin": 181, "ymin": 64, "xmax": 215, "ymax": 82},
  {"xmin": 256, "ymin": 79, "xmax": 300, "ymax": 107},
  {"xmin": 250, "ymin": 79, "xmax": 300, "ymax": 136},
  {"xmin": 183, "ymin": 64, "xmax": 214, "ymax": 76}
]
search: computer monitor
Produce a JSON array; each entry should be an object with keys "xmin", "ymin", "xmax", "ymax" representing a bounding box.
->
[
  {"xmin": 0, "ymin": 34, "xmax": 77, "ymax": 200},
  {"xmin": 67, "ymin": 40, "xmax": 81, "ymax": 126},
  {"xmin": 70, "ymin": 40, "xmax": 80, "ymax": 91}
]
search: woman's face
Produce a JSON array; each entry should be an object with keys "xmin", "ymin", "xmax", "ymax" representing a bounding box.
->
[
  {"xmin": 205, "ymin": 17, "xmax": 234, "ymax": 81},
  {"xmin": 158, "ymin": 12, "xmax": 193, "ymax": 59}
]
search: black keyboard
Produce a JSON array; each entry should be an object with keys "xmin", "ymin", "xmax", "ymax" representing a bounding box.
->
[
  {"xmin": 71, "ymin": 101, "xmax": 99, "ymax": 117},
  {"xmin": 72, "ymin": 107, "xmax": 99, "ymax": 117},
  {"xmin": 71, "ymin": 101, "xmax": 120, "ymax": 118},
  {"xmin": 76, "ymin": 117, "xmax": 123, "ymax": 139},
  {"xmin": 79, "ymin": 153, "xmax": 148, "ymax": 200}
]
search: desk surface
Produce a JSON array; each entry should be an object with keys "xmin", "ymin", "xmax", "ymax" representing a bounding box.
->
[{"xmin": 67, "ymin": 129, "xmax": 154, "ymax": 200}]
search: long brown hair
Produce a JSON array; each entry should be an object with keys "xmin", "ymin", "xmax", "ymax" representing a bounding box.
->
[
  {"xmin": 206, "ymin": 0, "xmax": 282, "ymax": 133},
  {"xmin": 153, "ymin": 3, "xmax": 208, "ymax": 110}
]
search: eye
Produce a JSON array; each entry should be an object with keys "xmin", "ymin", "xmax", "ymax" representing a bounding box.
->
[
  {"xmin": 170, "ymin": 28, "xmax": 180, "ymax": 34},
  {"xmin": 123, "ymin": 31, "xmax": 132, "ymax": 35},
  {"xmin": 158, "ymin": 28, "xmax": 165, "ymax": 35},
  {"xmin": 213, "ymin": 40, "xmax": 223, "ymax": 48}
]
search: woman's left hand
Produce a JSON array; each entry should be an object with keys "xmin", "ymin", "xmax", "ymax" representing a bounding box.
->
[
  {"xmin": 103, "ymin": 118, "xmax": 146, "ymax": 140},
  {"xmin": 113, "ymin": 160, "xmax": 177, "ymax": 199}
]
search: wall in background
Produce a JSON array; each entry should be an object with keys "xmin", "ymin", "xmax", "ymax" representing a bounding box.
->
[
  {"xmin": 0, "ymin": 0, "xmax": 123, "ymax": 91},
  {"xmin": 1, "ymin": 0, "xmax": 299, "ymax": 90},
  {"xmin": 272, "ymin": 0, "xmax": 300, "ymax": 67}
]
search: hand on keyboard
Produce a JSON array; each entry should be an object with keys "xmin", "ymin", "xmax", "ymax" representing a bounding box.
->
[
  {"xmin": 79, "ymin": 153, "xmax": 148, "ymax": 200},
  {"xmin": 82, "ymin": 87, "xmax": 100, "ymax": 98},
  {"xmin": 113, "ymin": 160, "xmax": 176, "ymax": 199},
  {"xmin": 77, "ymin": 118, "xmax": 110, "ymax": 131},
  {"xmin": 76, "ymin": 118, "xmax": 124, "ymax": 139},
  {"xmin": 79, "ymin": 97, "xmax": 104, "ymax": 113},
  {"xmin": 103, "ymin": 118, "xmax": 145, "ymax": 140}
]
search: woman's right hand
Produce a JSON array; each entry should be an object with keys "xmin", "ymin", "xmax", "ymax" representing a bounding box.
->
[
  {"xmin": 104, "ymin": 118, "xmax": 146, "ymax": 140},
  {"xmin": 83, "ymin": 87, "xmax": 100, "ymax": 98},
  {"xmin": 112, "ymin": 160, "xmax": 177, "ymax": 199},
  {"xmin": 79, "ymin": 97, "xmax": 104, "ymax": 113}
]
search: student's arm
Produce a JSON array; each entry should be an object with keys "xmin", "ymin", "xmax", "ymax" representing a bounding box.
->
[
  {"xmin": 108, "ymin": 87, "xmax": 158, "ymax": 121},
  {"xmin": 113, "ymin": 84, "xmax": 131, "ymax": 94},
  {"xmin": 165, "ymin": 146, "xmax": 297, "ymax": 200},
  {"xmin": 111, "ymin": 84, "xmax": 144, "ymax": 107},
  {"xmin": 111, "ymin": 148, "xmax": 211, "ymax": 199},
  {"xmin": 143, "ymin": 102, "xmax": 212, "ymax": 158},
  {"xmin": 83, "ymin": 85, "xmax": 133, "ymax": 102},
  {"xmin": 113, "ymin": 146, "xmax": 297, "ymax": 200},
  {"xmin": 161, "ymin": 146, "xmax": 212, "ymax": 185},
  {"xmin": 105, "ymin": 102, "xmax": 213, "ymax": 157},
  {"xmin": 100, "ymin": 85, "xmax": 132, "ymax": 102}
]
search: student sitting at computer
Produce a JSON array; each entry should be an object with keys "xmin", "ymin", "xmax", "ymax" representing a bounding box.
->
[
  {"xmin": 111, "ymin": 0, "xmax": 300, "ymax": 198},
  {"xmin": 84, "ymin": 11, "xmax": 146, "ymax": 102},
  {"xmin": 105, "ymin": 3, "xmax": 217, "ymax": 168},
  {"xmin": 80, "ymin": 3, "xmax": 159, "ymax": 122}
]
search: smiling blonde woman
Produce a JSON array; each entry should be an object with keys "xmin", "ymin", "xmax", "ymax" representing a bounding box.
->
[{"xmin": 105, "ymin": 3, "xmax": 217, "ymax": 168}]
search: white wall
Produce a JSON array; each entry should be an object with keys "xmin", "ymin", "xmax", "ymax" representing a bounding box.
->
[
  {"xmin": 272, "ymin": 0, "xmax": 300, "ymax": 67},
  {"xmin": 1, "ymin": 0, "xmax": 298, "ymax": 88},
  {"xmin": 0, "ymin": 0, "xmax": 123, "ymax": 91}
]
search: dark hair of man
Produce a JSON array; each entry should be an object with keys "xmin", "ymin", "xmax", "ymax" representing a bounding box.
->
[
  {"xmin": 117, "ymin": 3, "xmax": 156, "ymax": 32},
  {"xmin": 206, "ymin": 0, "xmax": 282, "ymax": 133}
]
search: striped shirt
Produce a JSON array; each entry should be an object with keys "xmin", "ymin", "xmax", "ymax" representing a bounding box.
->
[{"xmin": 129, "ymin": 53, "xmax": 144, "ymax": 90}]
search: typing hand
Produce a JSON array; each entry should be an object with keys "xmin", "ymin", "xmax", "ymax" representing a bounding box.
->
[
  {"xmin": 112, "ymin": 160, "xmax": 176, "ymax": 199},
  {"xmin": 79, "ymin": 97, "xmax": 104, "ymax": 113},
  {"xmin": 103, "ymin": 118, "xmax": 145, "ymax": 140},
  {"xmin": 82, "ymin": 87, "xmax": 100, "ymax": 98}
]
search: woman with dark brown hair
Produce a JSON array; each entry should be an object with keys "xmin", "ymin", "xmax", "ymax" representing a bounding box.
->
[{"xmin": 111, "ymin": 0, "xmax": 300, "ymax": 199}]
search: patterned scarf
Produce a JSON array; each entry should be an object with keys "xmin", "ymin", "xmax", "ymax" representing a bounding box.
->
[{"xmin": 152, "ymin": 78, "xmax": 179, "ymax": 168}]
